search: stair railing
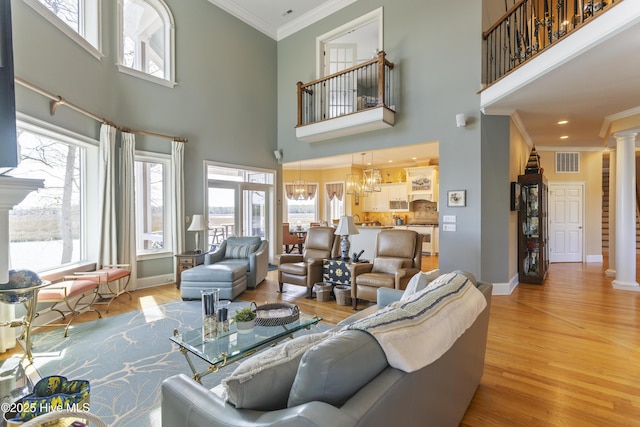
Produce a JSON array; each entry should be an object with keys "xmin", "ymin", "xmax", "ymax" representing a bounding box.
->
[
  {"xmin": 483, "ymin": 0, "xmax": 619, "ymax": 86},
  {"xmin": 296, "ymin": 51, "xmax": 395, "ymax": 128}
]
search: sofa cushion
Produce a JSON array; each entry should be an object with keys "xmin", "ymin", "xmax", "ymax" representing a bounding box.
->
[
  {"xmin": 225, "ymin": 244, "xmax": 257, "ymax": 259},
  {"xmin": 227, "ymin": 236, "xmax": 262, "ymax": 248},
  {"xmin": 287, "ymin": 330, "xmax": 387, "ymax": 408},
  {"xmin": 221, "ymin": 331, "xmax": 332, "ymax": 410},
  {"xmin": 371, "ymin": 257, "xmax": 403, "ymax": 274},
  {"xmin": 401, "ymin": 269, "xmax": 441, "ymax": 301}
]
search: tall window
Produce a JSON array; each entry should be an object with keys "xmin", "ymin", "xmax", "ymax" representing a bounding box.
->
[
  {"xmin": 205, "ymin": 162, "xmax": 274, "ymax": 248},
  {"xmin": 8, "ymin": 120, "xmax": 98, "ymax": 273},
  {"xmin": 284, "ymin": 185, "xmax": 318, "ymax": 226},
  {"xmin": 118, "ymin": 0, "xmax": 175, "ymax": 85},
  {"xmin": 134, "ymin": 152, "xmax": 171, "ymax": 256},
  {"xmin": 24, "ymin": 0, "xmax": 101, "ymax": 55}
]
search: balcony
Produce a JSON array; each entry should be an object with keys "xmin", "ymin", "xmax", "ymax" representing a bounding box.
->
[
  {"xmin": 483, "ymin": 0, "xmax": 620, "ymax": 86},
  {"xmin": 295, "ymin": 51, "xmax": 395, "ymax": 143}
]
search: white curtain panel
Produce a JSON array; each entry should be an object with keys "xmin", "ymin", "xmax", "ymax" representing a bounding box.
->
[
  {"xmin": 98, "ymin": 124, "xmax": 117, "ymax": 266},
  {"xmin": 171, "ymin": 140, "xmax": 185, "ymax": 255},
  {"xmin": 119, "ymin": 132, "xmax": 137, "ymax": 290}
]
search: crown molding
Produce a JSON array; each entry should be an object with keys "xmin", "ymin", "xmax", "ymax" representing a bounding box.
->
[{"xmin": 208, "ymin": 0, "xmax": 358, "ymax": 41}]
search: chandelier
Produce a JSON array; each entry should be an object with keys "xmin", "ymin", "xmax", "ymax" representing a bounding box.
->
[
  {"xmin": 362, "ymin": 152, "xmax": 382, "ymax": 193},
  {"xmin": 346, "ymin": 154, "xmax": 361, "ymax": 196},
  {"xmin": 293, "ymin": 162, "xmax": 310, "ymax": 200}
]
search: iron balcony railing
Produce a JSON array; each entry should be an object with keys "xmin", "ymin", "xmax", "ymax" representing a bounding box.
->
[
  {"xmin": 483, "ymin": 0, "xmax": 619, "ymax": 85},
  {"xmin": 296, "ymin": 51, "xmax": 395, "ymax": 127}
]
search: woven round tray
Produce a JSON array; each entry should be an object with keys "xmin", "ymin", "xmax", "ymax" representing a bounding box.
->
[{"xmin": 254, "ymin": 302, "xmax": 300, "ymax": 326}]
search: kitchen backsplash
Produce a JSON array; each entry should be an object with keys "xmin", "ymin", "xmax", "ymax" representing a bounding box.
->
[{"xmin": 363, "ymin": 200, "xmax": 438, "ymax": 225}]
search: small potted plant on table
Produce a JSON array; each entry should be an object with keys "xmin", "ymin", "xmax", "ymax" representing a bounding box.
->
[{"xmin": 232, "ymin": 303, "xmax": 257, "ymax": 333}]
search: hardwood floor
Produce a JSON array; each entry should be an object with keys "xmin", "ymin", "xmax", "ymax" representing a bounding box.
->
[{"xmin": 4, "ymin": 255, "xmax": 640, "ymax": 425}]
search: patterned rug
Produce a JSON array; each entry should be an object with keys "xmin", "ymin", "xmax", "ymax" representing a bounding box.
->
[{"xmin": 28, "ymin": 300, "xmax": 330, "ymax": 427}]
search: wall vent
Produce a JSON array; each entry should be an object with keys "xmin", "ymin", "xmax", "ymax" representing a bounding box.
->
[{"xmin": 556, "ymin": 152, "xmax": 580, "ymax": 173}]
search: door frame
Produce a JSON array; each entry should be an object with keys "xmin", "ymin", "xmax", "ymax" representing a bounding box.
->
[
  {"xmin": 315, "ymin": 8, "xmax": 383, "ymax": 79},
  {"xmin": 548, "ymin": 181, "xmax": 586, "ymax": 263}
]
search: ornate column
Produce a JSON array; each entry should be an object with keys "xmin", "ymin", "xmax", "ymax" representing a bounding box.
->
[
  {"xmin": 611, "ymin": 131, "xmax": 639, "ymax": 291},
  {"xmin": 605, "ymin": 146, "xmax": 616, "ymax": 277}
]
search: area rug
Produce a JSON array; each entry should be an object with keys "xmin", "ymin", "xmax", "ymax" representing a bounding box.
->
[{"xmin": 28, "ymin": 300, "xmax": 331, "ymax": 427}]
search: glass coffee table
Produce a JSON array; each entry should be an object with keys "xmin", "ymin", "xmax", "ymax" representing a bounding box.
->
[{"xmin": 171, "ymin": 312, "xmax": 321, "ymax": 382}]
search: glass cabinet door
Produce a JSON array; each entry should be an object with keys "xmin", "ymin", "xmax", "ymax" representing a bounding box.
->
[{"xmin": 518, "ymin": 174, "xmax": 548, "ymax": 284}]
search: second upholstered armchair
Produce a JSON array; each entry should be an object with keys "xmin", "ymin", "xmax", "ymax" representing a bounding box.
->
[
  {"xmin": 277, "ymin": 226, "xmax": 340, "ymax": 297},
  {"xmin": 349, "ymin": 229, "xmax": 423, "ymax": 310}
]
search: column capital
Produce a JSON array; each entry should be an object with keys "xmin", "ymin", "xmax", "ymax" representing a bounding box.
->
[{"xmin": 612, "ymin": 130, "xmax": 639, "ymax": 142}]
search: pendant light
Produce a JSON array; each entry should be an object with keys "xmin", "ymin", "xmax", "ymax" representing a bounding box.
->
[
  {"xmin": 362, "ymin": 152, "xmax": 382, "ymax": 193},
  {"xmin": 293, "ymin": 162, "xmax": 309, "ymax": 200},
  {"xmin": 346, "ymin": 154, "xmax": 361, "ymax": 195}
]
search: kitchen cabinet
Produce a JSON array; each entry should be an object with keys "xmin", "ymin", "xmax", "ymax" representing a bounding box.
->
[
  {"xmin": 406, "ymin": 166, "xmax": 439, "ymax": 202},
  {"xmin": 362, "ymin": 189, "xmax": 383, "ymax": 212},
  {"xmin": 517, "ymin": 173, "xmax": 548, "ymax": 284},
  {"xmin": 386, "ymin": 183, "xmax": 409, "ymax": 211},
  {"xmin": 362, "ymin": 183, "xmax": 408, "ymax": 212}
]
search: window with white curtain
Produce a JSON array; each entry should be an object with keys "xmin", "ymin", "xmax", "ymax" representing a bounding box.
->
[
  {"xmin": 134, "ymin": 152, "xmax": 172, "ymax": 257},
  {"xmin": 117, "ymin": 0, "xmax": 176, "ymax": 86},
  {"xmin": 8, "ymin": 118, "xmax": 99, "ymax": 273},
  {"xmin": 283, "ymin": 184, "xmax": 319, "ymax": 226},
  {"xmin": 23, "ymin": 0, "xmax": 101, "ymax": 57},
  {"xmin": 326, "ymin": 181, "xmax": 345, "ymax": 222}
]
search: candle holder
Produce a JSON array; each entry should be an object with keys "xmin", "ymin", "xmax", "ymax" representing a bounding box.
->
[{"xmin": 201, "ymin": 289, "xmax": 219, "ymax": 342}]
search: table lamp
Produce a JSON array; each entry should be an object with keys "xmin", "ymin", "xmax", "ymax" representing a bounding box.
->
[
  {"xmin": 335, "ymin": 216, "xmax": 359, "ymax": 260},
  {"xmin": 188, "ymin": 214, "xmax": 209, "ymax": 253}
]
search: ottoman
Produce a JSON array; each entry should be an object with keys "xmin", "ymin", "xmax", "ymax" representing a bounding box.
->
[{"xmin": 180, "ymin": 263, "xmax": 247, "ymax": 300}]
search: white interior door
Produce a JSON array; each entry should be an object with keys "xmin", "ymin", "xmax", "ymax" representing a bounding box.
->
[
  {"xmin": 324, "ymin": 44, "xmax": 357, "ymax": 118},
  {"xmin": 549, "ymin": 183, "xmax": 584, "ymax": 262}
]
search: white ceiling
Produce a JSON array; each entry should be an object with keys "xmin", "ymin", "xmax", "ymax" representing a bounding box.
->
[
  {"xmin": 210, "ymin": 0, "xmax": 640, "ymax": 170},
  {"xmin": 206, "ymin": 0, "xmax": 353, "ymax": 40}
]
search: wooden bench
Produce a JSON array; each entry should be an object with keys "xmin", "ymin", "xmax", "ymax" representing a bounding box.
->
[{"xmin": 36, "ymin": 275, "xmax": 102, "ymax": 337}]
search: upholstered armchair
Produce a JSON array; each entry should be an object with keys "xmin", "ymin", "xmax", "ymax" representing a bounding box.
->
[
  {"xmin": 278, "ymin": 226, "xmax": 340, "ymax": 297},
  {"xmin": 349, "ymin": 229, "xmax": 423, "ymax": 310}
]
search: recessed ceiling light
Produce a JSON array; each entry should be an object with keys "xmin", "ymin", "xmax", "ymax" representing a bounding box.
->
[
  {"xmin": 560, "ymin": 135, "xmax": 569, "ymax": 139},
  {"xmin": 388, "ymin": 160, "xmax": 393, "ymax": 163},
  {"xmin": 558, "ymin": 120, "xmax": 569, "ymax": 125}
]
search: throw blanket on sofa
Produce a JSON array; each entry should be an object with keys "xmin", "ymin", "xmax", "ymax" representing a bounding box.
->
[{"xmin": 346, "ymin": 272, "xmax": 487, "ymax": 372}]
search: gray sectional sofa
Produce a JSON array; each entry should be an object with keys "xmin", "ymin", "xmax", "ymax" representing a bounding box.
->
[
  {"xmin": 162, "ymin": 271, "xmax": 492, "ymax": 427},
  {"xmin": 180, "ymin": 236, "xmax": 268, "ymax": 300}
]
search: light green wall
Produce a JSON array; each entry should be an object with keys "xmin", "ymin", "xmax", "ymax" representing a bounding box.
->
[
  {"xmin": 481, "ymin": 115, "xmax": 511, "ymax": 283},
  {"xmin": 277, "ymin": 0, "xmax": 492, "ymax": 278},
  {"xmin": 11, "ymin": 0, "xmax": 523, "ymax": 285},
  {"xmin": 11, "ymin": 0, "xmax": 278, "ymax": 280}
]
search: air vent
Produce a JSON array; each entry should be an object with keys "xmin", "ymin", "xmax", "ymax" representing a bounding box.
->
[{"xmin": 556, "ymin": 152, "xmax": 579, "ymax": 173}]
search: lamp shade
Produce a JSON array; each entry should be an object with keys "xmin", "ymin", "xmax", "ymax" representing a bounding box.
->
[
  {"xmin": 335, "ymin": 216, "xmax": 359, "ymax": 236},
  {"xmin": 188, "ymin": 214, "xmax": 208, "ymax": 231}
]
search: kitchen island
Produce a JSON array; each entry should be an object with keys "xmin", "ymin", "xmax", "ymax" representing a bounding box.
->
[{"xmin": 349, "ymin": 225, "xmax": 394, "ymax": 261}]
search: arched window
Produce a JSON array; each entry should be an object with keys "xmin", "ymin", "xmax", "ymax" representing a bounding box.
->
[
  {"xmin": 23, "ymin": 0, "xmax": 102, "ymax": 58},
  {"xmin": 117, "ymin": 0, "xmax": 175, "ymax": 87}
]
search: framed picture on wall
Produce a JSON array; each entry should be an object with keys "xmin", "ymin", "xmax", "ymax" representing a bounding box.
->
[
  {"xmin": 447, "ymin": 190, "xmax": 466, "ymax": 207},
  {"xmin": 510, "ymin": 182, "xmax": 521, "ymax": 211}
]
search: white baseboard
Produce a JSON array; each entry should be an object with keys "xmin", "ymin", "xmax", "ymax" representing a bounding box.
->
[
  {"xmin": 135, "ymin": 274, "xmax": 175, "ymax": 290},
  {"xmin": 491, "ymin": 273, "xmax": 519, "ymax": 295},
  {"xmin": 586, "ymin": 254, "xmax": 603, "ymax": 263}
]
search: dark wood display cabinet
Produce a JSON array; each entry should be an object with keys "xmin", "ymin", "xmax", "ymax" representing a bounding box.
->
[{"xmin": 518, "ymin": 173, "xmax": 549, "ymax": 284}]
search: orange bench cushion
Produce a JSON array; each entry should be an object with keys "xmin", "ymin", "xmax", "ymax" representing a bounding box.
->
[
  {"xmin": 85, "ymin": 268, "xmax": 130, "ymax": 282},
  {"xmin": 38, "ymin": 279, "xmax": 98, "ymax": 302}
]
